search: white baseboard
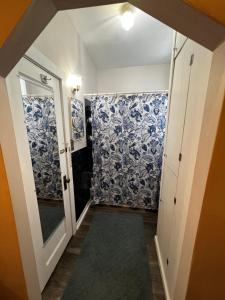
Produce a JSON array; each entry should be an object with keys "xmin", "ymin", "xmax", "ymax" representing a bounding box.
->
[
  {"xmin": 75, "ymin": 200, "xmax": 91, "ymax": 231},
  {"xmin": 154, "ymin": 235, "xmax": 171, "ymax": 300}
]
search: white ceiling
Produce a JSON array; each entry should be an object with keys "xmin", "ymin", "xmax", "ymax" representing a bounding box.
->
[{"xmin": 67, "ymin": 3, "xmax": 173, "ymax": 69}]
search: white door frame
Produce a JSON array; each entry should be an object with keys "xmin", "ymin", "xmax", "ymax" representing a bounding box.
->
[{"xmin": 5, "ymin": 48, "xmax": 76, "ymax": 291}]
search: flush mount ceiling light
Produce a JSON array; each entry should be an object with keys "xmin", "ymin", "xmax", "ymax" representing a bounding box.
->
[{"xmin": 121, "ymin": 4, "xmax": 135, "ymax": 31}]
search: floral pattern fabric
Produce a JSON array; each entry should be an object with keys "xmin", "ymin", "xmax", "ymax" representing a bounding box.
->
[
  {"xmin": 71, "ymin": 98, "xmax": 84, "ymax": 140},
  {"xmin": 90, "ymin": 93, "xmax": 168, "ymax": 210},
  {"xmin": 22, "ymin": 95, "xmax": 63, "ymax": 200}
]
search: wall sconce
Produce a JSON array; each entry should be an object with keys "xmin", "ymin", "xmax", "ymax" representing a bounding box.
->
[{"xmin": 67, "ymin": 74, "xmax": 82, "ymax": 95}]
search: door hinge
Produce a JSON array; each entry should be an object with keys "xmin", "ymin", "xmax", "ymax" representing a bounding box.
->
[
  {"xmin": 40, "ymin": 74, "xmax": 52, "ymax": 85},
  {"xmin": 174, "ymin": 197, "xmax": 177, "ymax": 205},
  {"xmin": 190, "ymin": 54, "xmax": 194, "ymax": 66},
  {"xmin": 60, "ymin": 147, "xmax": 68, "ymax": 154},
  {"xmin": 179, "ymin": 153, "xmax": 182, "ymax": 162}
]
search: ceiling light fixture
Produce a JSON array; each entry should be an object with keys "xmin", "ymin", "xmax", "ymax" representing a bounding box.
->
[{"xmin": 121, "ymin": 5, "xmax": 135, "ymax": 31}]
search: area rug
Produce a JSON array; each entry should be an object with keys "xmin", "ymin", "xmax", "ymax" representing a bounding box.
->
[{"xmin": 62, "ymin": 212, "xmax": 152, "ymax": 300}]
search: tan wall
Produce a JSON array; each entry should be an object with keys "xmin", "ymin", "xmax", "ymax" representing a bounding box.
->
[
  {"xmin": 0, "ymin": 1, "xmax": 31, "ymax": 47},
  {"xmin": 0, "ymin": 146, "xmax": 28, "ymax": 299},
  {"xmin": 184, "ymin": 0, "xmax": 225, "ymax": 26}
]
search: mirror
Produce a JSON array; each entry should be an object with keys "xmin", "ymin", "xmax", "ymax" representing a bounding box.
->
[
  {"xmin": 71, "ymin": 98, "xmax": 85, "ymax": 141},
  {"xmin": 20, "ymin": 75, "xmax": 65, "ymax": 243}
]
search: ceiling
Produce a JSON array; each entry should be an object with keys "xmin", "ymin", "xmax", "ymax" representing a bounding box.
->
[
  {"xmin": 1, "ymin": 0, "xmax": 224, "ymax": 77},
  {"xmin": 67, "ymin": 4, "xmax": 173, "ymax": 69}
]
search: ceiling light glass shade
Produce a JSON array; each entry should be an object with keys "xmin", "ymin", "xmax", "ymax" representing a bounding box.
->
[{"xmin": 121, "ymin": 10, "xmax": 134, "ymax": 31}]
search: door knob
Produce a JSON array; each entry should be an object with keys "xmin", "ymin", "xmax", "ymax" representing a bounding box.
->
[{"xmin": 63, "ymin": 175, "xmax": 70, "ymax": 190}]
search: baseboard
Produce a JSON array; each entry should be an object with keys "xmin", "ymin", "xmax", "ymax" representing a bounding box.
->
[
  {"xmin": 154, "ymin": 235, "xmax": 171, "ymax": 300},
  {"xmin": 76, "ymin": 200, "xmax": 91, "ymax": 231}
]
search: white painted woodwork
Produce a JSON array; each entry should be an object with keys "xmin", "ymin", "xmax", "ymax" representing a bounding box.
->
[
  {"xmin": 157, "ymin": 165, "xmax": 177, "ymax": 274},
  {"xmin": 156, "ymin": 37, "xmax": 212, "ymax": 300},
  {"xmin": 174, "ymin": 32, "xmax": 187, "ymax": 58},
  {"xmin": 6, "ymin": 57, "xmax": 73, "ymax": 291},
  {"xmin": 166, "ymin": 42, "xmax": 212, "ymax": 298},
  {"xmin": 164, "ymin": 40, "xmax": 193, "ymax": 177}
]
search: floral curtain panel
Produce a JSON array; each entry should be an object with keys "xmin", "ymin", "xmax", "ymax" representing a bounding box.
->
[
  {"xmin": 22, "ymin": 95, "xmax": 63, "ymax": 200},
  {"xmin": 90, "ymin": 92, "xmax": 168, "ymax": 210}
]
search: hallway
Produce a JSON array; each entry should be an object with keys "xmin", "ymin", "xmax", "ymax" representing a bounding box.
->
[{"xmin": 42, "ymin": 206, "xmax": 165, "ymax": 300}]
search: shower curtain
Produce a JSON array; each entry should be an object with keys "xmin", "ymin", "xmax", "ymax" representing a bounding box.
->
[
  {"xmin": 89, "ymin": 92, "xmax": 168, "ymax": 210},
  {"xmin": 22, "ymin": 95, "xmax": 62, "ymax": 200}
]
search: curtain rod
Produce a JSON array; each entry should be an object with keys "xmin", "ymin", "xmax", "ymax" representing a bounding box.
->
[
  {"xmin": 22, "ymin": 94, "xmax": 54, "ymax": 98},
  {"xmin": 84, "ymin": 90, "xmax": 168, "ymax": 96}
]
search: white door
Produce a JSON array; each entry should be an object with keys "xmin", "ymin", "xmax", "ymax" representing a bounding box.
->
[
  {"xmin": 6, "ymin": 57, "xmax": 72, "ymax": 290},
  {"xmin": 165, "ymin": 41, "xmax": 193, "ymax": 176},
  {"xmin": 157, "ymin": 164, "xmax": 177, "ymax": 274},
  {"xmin": 166, "ymin": 42, "xmax": 212, "ymax": 298}
]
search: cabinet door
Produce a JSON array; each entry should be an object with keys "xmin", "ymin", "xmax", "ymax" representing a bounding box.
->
[
  {"xmin": 165, "ymin": 41, "xmax": 193, "ymax": 176},
  {"xmin": 157, "ymin": 164, "xmax": 177, "ymax": 273},
  {"xmin": 166, "ymin": 42, "xmax": 212, "ymax": 299}
]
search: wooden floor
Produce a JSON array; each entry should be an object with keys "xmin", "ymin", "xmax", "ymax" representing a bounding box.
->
[{"xmin": 42, "ymin": 205, "xmax": 165, "ymax": 300}]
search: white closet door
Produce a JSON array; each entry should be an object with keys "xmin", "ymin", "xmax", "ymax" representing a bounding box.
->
[
  {"xmin": 157, "ymin": 164, "xmax": 177, "ymax": 274},
  {"xmin": 165, "ymin": 41, "xmax": 193, "ymax": 176},
  {"xmin": 166, "ymin": 42, "xmax": 212, "ymax": 298}
]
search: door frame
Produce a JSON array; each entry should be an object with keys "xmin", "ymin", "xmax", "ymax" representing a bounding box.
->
[{"xmin": 5, "ymin": 47, "xmax": 77, "ymax": 290}]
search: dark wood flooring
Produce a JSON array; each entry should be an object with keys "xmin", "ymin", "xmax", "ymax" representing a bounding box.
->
[{"xmin": 42, "ymin": 205, "xmax": 165, "ymax": 300}]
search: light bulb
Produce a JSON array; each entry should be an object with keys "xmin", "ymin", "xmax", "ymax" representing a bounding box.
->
[
  {"xmin": 121, "ymin": 10, "xmax": 134, "ymax": 31},
  {"xmin": 67, "ymin": 74, "xmax": 82, "ymax": 88}
]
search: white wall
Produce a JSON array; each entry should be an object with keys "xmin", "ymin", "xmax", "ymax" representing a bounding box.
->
[
  {"xmin": 97, "ymin": 64, "xmax": 170, "ymax": 93},
  {"xmin": 32, "ymin": 11, "xmax": 97, "ymax": 151},
  {"xmin": 33, "ymin": 11, "xmax": 97, "ymax": 95}
]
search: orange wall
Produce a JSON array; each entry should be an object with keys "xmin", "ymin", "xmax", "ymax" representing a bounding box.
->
[
  {"xmin": 0, "ymin": 146, "xmax": 27, "ymax": 299},
  {"xmin": 0, "ymin": 0, "xmax": 31, "ymax": 47},
  {"xmin": 184, "ymin": 0, "xmax": 225, "ymax": 26},
  {"xmin": 186, "ymin": 92, "xmax": 225, "ymax": 299}
]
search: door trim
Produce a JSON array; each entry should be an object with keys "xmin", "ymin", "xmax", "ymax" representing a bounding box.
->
[
  {"xmin": 155, "ymin": 235, "xmax": 171, "ymax": 300},
  {"xmin": 76, "ymin": 200, "xmax": 91, "ymax": 231}
]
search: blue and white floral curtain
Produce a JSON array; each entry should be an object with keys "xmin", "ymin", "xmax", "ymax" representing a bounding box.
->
[
  {"xmin": 22, "ymin": 95, "xmax": 63, "ymax": 200},
  {"xmin": 90, "ymin": 92, "xmax": 168, "ymax": 210}
]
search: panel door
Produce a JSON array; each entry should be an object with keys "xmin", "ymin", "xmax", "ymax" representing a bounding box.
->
[
  {"xmin": 165, "ymin": 41, "xmax": 193, "ymax": 176},
  {"xmin": 6, "ymin": 57, "xmax": 73, "ymax": 290},
  {"xmin": 166, "ymin": 42, "xmax": 212, "ymax": 299},
  {"xmin": 157, "ymin": 164, "xmax": 177, "ymax": 274}
]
